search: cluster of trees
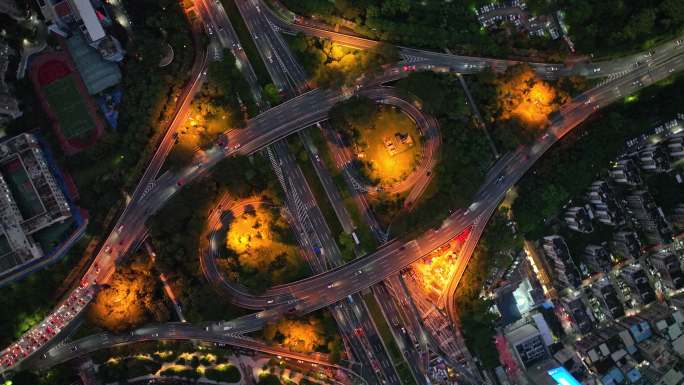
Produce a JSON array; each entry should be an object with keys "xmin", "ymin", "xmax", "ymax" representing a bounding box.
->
[
  {"xmin": 297, "ymin": 128, "xmax": 379, "ymax": 257},
  {"xmin": 287, "ymin": 33, "xmax": 398, "ymax": 89},
  {"xmin": 513, "ymin": 71, "xmax": 684, "ymax": 239},
  {"xmin": 90, "ymin": 340, "xmax": 234, "ymax": 366},
  {"xmin": 262, "ymin": 311, "xmax": 342, "ymax": 362},
  {"xmin": 328, "ymin": 95, "xmax": 381, "ymax": 185},
  {"xmin": 258, "ymin": 373, "xmax": 283, "ymax": 385},
  {"xmin": 205, "ymin": 364, "xmax": 242, "ymax": 383},
  {"xmin": 149, "ymin": 155, "xmax": 277, "ymax": 321},
  {"xmin": 61, "ymin": 0, "xmax": 186, "ymax": 207},
  {"xmin": 218, "ymin": 0, "xmax": 271, "ymax": 86},
  {"xmin": 390, "ymin": 72, "xmax": 492, "ymax": 236},
  {"xmin": 469, "ymin": 64, "xmax": 568, "ymax": 152},
  {"xmin": 8, "ymin": 365, "xmax": 79, "ymax": 385},
  {"xmin": 455, "ymin": 208, "xmax": 522, "ymax": 369},
  {"xmin": 0, "ymin": 0, "xmax": 196, "ymax": 344},
  {"xmin": 529, "ymin": 0, "xmax": 684, "ymax": 56},
  {"xmin": 281, "ymin": 0, "xmax": 504, "ymax": 56},
  {"xmin": 220, "ymin": 205, "xmax": 310, "ymax": 293},
  {"xmin": 61, "ymin": 0, "xmax": 194, "ymax": 234},
  {"xmin": 160, "ymin": 367, "xmax": 200, "ymax": 379},
  {"xmin": 99, "ymin": 356, "xmax": 162, "ymax": 383},
  {"xmin": 86, "ymin": 254, "xmax": 170, "ymax": 332},
  {"xmin": 167, "ymin": 50, "xmax": 258, "ymax": 169}
]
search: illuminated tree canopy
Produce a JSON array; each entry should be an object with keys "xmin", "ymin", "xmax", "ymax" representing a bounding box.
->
[{"xmin": 87, "ymin": 256, "xmax": 169, "ymax": 332}]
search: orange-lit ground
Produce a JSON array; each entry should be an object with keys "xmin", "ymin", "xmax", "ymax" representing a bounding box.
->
[
  {"xmin": 410, "ymin": 228, "xmax": 471, "ymax": 299},
  {"xmin": 498, "ymin": 66, "xmax": 565, "ymax": 127},
  {"xmin": 356, "ymin": 107, "xmax": 421, "ymax": 185},
  {"xmin": 177, "ymin": 102, "xmax": 231, "ymax": 149},
  {"xmin": 263, "ymin": 319, "xmax": 325, "ymax": 353},
  {"xmin": 87, "ymin": 258, "xmax": 168, "ymax": 331},
  {"xmin": 225, "ymin": 205, "xmax": 299, "ymax": 274}
]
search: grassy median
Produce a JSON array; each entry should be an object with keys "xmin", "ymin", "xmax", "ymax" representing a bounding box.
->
[{"xmin": 221, "ymin": 0, "xmax": 271, "ymax": 86}]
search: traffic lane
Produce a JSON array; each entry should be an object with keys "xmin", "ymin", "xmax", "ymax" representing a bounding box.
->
[
  {"xmin": 142, "ymin": 33, "xmax": 684, "ymax": 316},
  {"xmin": 200, "ymin": 198, "xmax": 297, "ymax": 309},
  {"xmin": 304, "ymin": 131, "xmax": 356, "ymax": 234},
  {"xmin": 14, "ymin": 22, "xmax": 683, "ymax": 376},
  {"xmin": 338, "ymin": 299, "xmax": 391, "ymax": 385},
  {"xmin": 348, "ymin": 294, "xmax": 401, "ymax": 385},
  {"xmin": 230, "ymin": 15, "xmax": 382, "ymax": 385},
  {"xmin": 203, "ymin": 0, "xmax": 264, "ymax": 101},
  {"xmin": 373, "ymin": 285, "xmax": 426, "ymax": 383},
  {"xmin": 37, "ymin": 326, "xmax": 346, "ymax": 374},
  {"xmin": 241, "ymin": 8, "xmax": 389, "ymax": 379},
  {"xmin": 264, "ymin": 0, "xmax": 684, "ymax": 80}
]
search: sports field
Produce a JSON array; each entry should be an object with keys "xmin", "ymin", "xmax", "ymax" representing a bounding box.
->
[
  {"xmin": 42, "ymin": 76, "xmax": 94, "ymax": 140},
  {"xmin": 0, "ymin": 158, "xmax": 44, "ymax": 219}
]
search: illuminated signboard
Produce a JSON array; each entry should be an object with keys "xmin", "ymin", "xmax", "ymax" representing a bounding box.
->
[{"xmin": 547, "ymin": 367, "xmax": 582, "ymax": 385}]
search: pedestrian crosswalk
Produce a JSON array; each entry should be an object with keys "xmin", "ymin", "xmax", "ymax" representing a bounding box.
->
[
  {"xmin": 598, "ymin": 68, "xmax": 634, "ymax": 87},
  {"xmin": 400, "ymin": 53, "xmax": 427, "ymax": 65}
]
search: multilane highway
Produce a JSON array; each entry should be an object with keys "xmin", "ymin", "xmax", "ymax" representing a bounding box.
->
[
  {"xmin": 3, "ymin": 0, "xmax": 684, "ymax": 375},
  {"xmin": 28, "ymin": 322, "xmax": 365, "ymax": 385},
  {"xmin": 148, "ymin": 42, "xmax": 684, "ymax": 320},
  {"xmin": 231, "ymin": 2, "xmax": 405, "ymax": 384},
  {"xmin": 260, "ymin": 0, "xmax": 682, "ymax": 80},
  {"xmin": 28, "ymin": 50, "xmax": 679, "ymax": 378}
]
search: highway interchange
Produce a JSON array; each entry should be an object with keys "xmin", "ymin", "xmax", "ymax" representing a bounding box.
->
[{"xmin": 4, "ymin": 1, "xmax": 684, "ymax": 384}]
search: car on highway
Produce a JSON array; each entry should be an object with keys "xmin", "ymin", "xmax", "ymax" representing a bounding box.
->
[
  {"xmin": 104, "ymin": 245, "xmax": 111, "ymax": 254},
  {"xmin": 117, "ymin": 225, "xmax": 124, "ymax": 233},
  {"xmin": 233, "ymin": 143, "xmax": 241, "ymax": 150},
  {"xmin": 496, "ymin": 175, "xmax": 505, "ymax": 184}
]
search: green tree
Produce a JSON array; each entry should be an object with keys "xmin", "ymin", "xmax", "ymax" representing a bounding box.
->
[{"xmin": 264, "ymin": 83, "xmax": 283, "ymax": 105}]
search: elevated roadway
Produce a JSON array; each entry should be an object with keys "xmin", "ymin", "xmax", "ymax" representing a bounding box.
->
[
  {"xmin": 25, "ymin": 323, "xmax": 365, "ymax": 385},
  {"xmin": 151, "ymin": 45, "xmax": 684, "ymax": 322},
  {"xmin": 259, "ymin": 0, "xmax": 684, "ymax": 80},
  {"xmin": 3, "ymin": 1, "xmax": 684, "ymax": 375}
]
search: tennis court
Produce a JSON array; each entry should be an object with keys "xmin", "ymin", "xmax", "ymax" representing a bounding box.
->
[
  {"xmin": 0, "ymin": 157, "xmax": 44, "ymax": 219},
  {"xmin": 42, "ymin": 75, "xmax": 95, "ymax": 140}
]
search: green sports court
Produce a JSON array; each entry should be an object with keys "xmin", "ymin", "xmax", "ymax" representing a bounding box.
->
[{"xmin": 42, "ymin": 75, "xmax": 95, "ymax": 140}]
